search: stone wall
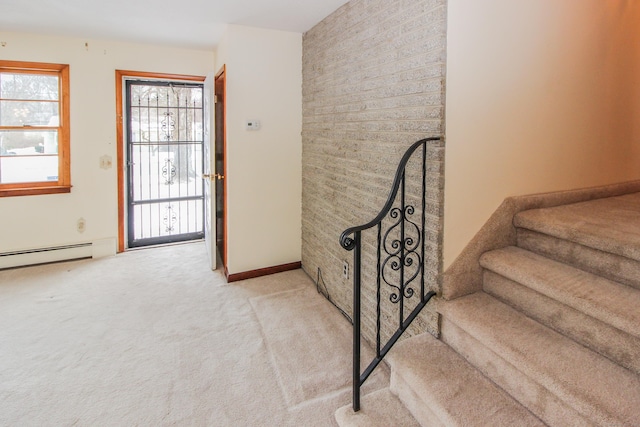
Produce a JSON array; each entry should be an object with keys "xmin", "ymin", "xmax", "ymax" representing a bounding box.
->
[{"xmin": 301, "ymin": 0, "xmax": 447, "ymax": 344}]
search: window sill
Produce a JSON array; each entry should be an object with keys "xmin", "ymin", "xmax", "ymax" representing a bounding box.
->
[{"xmin": 0, "ymin": 185, "xmax": 72, "ymax": 197}]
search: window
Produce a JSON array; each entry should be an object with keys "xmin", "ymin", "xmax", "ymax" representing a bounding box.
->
[{"xmin": 0, "ymin": 60, "xmax": 70, "ymax": 197}]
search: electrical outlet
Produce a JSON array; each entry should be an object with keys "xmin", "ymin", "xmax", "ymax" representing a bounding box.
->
[
  {"xmin": 342, "ymin": 261, "xmax": 349, "ymax": 279},
  {"xmin": 77, "ymin": 218, "xmax": 86, "ymax": 233}
]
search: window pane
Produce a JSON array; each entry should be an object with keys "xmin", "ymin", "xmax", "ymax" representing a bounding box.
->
[
  {"xmin": 0, "ymin": 130, "xmax": 58, "ymax": 155},
  {"xmin": 0, "ymin": 155, "xmax": 58, "ymax": 183},
  {"xmin": 0, "ymin": 73, "xmax": 59, "ymax": 100},
  {"xmin": 0, "ymin": 100, "xmax": 59, "ymax": 126}
]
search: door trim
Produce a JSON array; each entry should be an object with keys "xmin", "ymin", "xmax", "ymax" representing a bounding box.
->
[{"xmin": 115, "ymin": 70, "xmax": 205, "ymax": 253}]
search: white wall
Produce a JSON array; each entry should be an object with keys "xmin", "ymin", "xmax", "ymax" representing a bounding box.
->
[
  {"xmin": 0, "ymin": 31, "xmax": 214, "ymax": 255},
  {"xmin": 215, "ymin": 25, "xmax": 302, "ymax": 275},
  {"xmin": 444, "ymin": 0, "xmax": 640, "ymax": 268}
]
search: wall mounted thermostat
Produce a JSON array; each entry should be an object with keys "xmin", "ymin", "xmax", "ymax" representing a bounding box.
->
[{"xmin": 245, "ymin": 120, "xmax": 261, "ymax": 131}]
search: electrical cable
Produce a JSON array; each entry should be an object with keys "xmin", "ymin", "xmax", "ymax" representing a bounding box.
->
[{"xmin": 316, "ymin": 267, "xmax": 353, "ymax": 324}]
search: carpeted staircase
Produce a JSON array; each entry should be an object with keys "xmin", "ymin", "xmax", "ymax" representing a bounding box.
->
[{"xmin": 336, "ymin": 192, "xmax": 640, "ymax": 426}]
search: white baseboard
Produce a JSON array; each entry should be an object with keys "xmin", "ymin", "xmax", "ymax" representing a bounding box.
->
[{"xmin": 0, "ymin": 238, "xmax": 117, "ymax": 269}]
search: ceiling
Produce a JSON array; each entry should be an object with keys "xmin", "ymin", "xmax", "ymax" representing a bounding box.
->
[{"xmin": 1, "ymin": 0, "xmax": 350, "ymax": 50}]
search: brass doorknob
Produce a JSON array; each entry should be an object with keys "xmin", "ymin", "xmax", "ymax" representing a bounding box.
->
[{"xmin": 215, "ymin": 173, "xmax": 225, "ymax": 180}]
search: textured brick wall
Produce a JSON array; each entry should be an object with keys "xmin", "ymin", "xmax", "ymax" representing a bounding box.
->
[{"xmin": 302, "ymin": 0, "xmax": 447, "ymax": 344}]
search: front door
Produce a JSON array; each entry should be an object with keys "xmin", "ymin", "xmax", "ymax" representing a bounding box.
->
[
  {"xmin": 203, "ymin": 73, "xmax": 216, "ymax": 270},
  {"xmin": 125, "ymin": 80, "xmax": 205, "ymax": 248}
]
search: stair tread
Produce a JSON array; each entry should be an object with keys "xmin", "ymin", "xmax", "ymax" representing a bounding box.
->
[
  {"xmin": 514, "ymin": 192, "xmax": 640, "ymax": 262},
  {"xmin": 483, "ymin": 268, "xmax": 640, "ymax": 375},
  {"xmin": 440, "ymin": 292, "xmax": 640, "ymax": 426},
  {"xmin": 480, "ymin": 246, "xmax": 640, "ymax": 339},
  {"xmin": 334, "ymin": 388, "xmax": 420, "ymax": 427},
  {"xmin": 517, "ymin": 228, "xmax": 640, "ymax": 290},
  {"xmin": 388, "ymin": 333, "xmax": 544, "ymax": 427}
]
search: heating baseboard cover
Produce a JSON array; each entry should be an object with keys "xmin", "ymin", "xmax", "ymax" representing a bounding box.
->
[{"xmin": 0, "ymin": 238, "xmax": 116, "ymax": 269}]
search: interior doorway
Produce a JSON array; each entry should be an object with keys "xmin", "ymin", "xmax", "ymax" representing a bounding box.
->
[{"xmin": 116, "ymin": 71, "xmax": 206, "ymax": 252}]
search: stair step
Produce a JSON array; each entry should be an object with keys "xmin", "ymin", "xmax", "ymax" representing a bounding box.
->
[
  {"xmin": 387, "ymin": 333, "xmax": 544, "ymax": 427},
  {"xmin": 334, "ymin": 388, "xmax": 420, "ymax": 427},
  {"xmin": 513, "ymin": 192, "xmax": 640, "ymax": 262},
  {"xmin": 517, "ymin": 228, "xmax": 640, "ymax": 290},
  {"xmin": 480, "ymin": 247, "xmax": 640, "ymax": 341},
  {"xmin": 440, "ymin": 292, "xmax": 640, "ymax": 426},
  {"xmin": 483, "ymin": 269, "xmax": 640, "ymax": 375}
]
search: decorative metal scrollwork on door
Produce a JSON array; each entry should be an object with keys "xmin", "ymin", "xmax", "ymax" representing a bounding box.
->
[
  {"xmin": 163, "ymin": 205, "xmax": 177, "ymax": 232},
  {"xmin": 162, "ymin": 159, "xmax": 176, "ymax": 185},
  {"xmin": 161, "ymin": 111, "xmax": 175, "ymax": 141}
]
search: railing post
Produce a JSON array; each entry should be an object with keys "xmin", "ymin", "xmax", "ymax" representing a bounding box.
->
[
  {"xmin": 421, "ymin": 141, "xmax": 427, "ymax": 302},
  {"xmin": 353, "ymin": 230, "xmax": 361, "ymax": 412}
]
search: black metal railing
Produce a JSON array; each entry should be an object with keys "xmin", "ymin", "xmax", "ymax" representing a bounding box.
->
[{"xmin": 339, "ymin": 137, "xmax": 441, "ymax": 411}]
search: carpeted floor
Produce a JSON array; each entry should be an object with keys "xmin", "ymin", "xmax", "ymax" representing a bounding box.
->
[{"xmin": 0, "ymin": 242, "xmax": 387, "ymax": 426}]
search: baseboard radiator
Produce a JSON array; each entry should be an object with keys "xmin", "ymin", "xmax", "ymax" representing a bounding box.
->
[{"xmin": 0, "ymin": 239, "xmax": 115, "ymax": 270}]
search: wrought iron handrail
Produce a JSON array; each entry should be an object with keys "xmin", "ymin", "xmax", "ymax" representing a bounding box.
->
[{"xmin": 339, "ymin": 136, "xmax": 441, "ymax": 412}]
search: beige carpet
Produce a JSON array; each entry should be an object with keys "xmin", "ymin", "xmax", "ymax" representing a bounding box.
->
[
  {"xmin": 0, "ymin": 242, "xmax": 387, "ymax": 426},
  {"xmin": 250, "ymin": 287, "xmax": 386, "ymax": 409}
]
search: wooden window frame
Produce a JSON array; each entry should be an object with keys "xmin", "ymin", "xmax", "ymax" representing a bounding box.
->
[{"xmin": 0, "ymin": 60, "xmax": 71, "ymax": 197}]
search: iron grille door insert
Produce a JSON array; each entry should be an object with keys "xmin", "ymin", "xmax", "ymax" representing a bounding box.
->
[{"xmin": 126, "ymin": 80, "xmax": 205, "ymax": 248}]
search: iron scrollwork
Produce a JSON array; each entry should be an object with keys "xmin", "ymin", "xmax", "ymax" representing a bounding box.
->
[
  {"xmin": 381, "ymin": 205, "xmax": 422, "ymax": 304},
  {"xmin": 162, "ymin": 159, "xmax": 176, "ymax": 185},
  {"xmin": 340, "ymin": 234, "xmax": 356, "ymax": 250},
  {"xmin": 163, "ymin": 205, "xmax": 177, "ymax": 232},
  {"xmin": 338, "ymin": 137, "xmax": 442, "ymax": 413},
  {"xmin": 161, "ymin": 111, "xmax": 175, "ymax": 140}
]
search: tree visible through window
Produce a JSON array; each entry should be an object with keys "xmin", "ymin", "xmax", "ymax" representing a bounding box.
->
[{"xmin": 0, "ymin": 60, "xmax": 70, "ymax": 197}]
